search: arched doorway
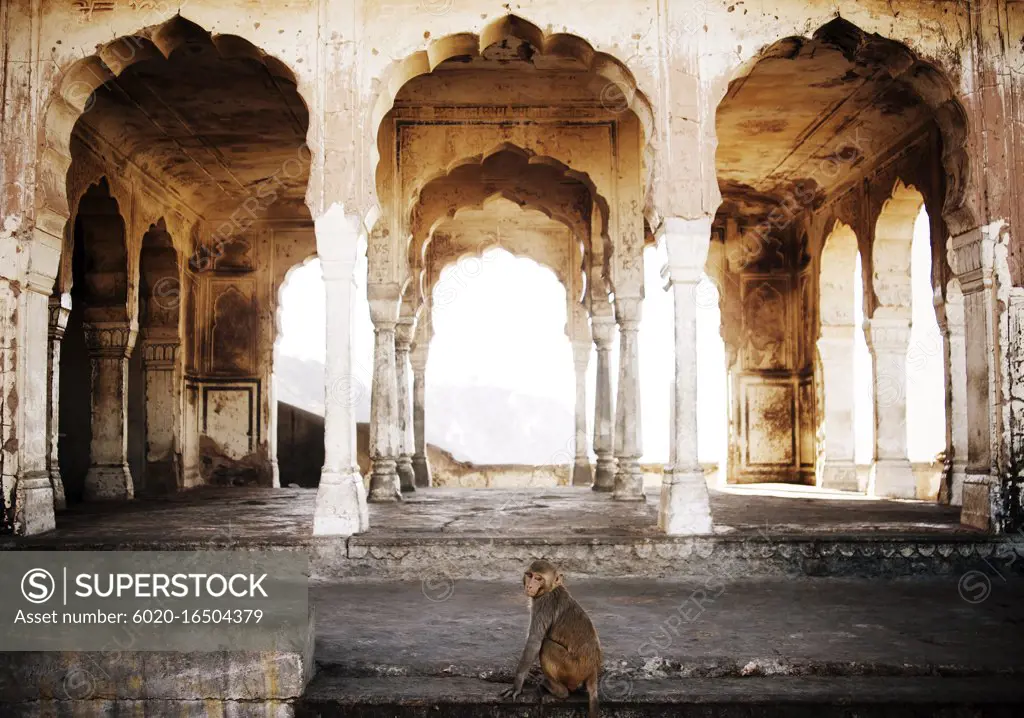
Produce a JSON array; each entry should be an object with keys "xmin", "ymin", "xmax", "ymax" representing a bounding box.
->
[
  {"xmin": 712, "ymin": 18, "xmax": 969, "ymax": 499},
  {"xmin": 57, "ymin": 179, "xmax": 133, "ymax": 503}
]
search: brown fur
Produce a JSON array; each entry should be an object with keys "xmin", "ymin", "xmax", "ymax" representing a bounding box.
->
[{"xmin": 501, "ymin": 560, "xmax": 602, "ymax": 717}]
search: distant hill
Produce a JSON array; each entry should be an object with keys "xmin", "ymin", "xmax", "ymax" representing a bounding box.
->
[{"xmin": 274, "ymin": 352, "xmax": 574, "ymax": 465}]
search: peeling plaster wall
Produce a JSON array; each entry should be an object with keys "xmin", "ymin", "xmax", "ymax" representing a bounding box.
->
[{"xmin": 0, "ymin": 0, "xmax": 1021, "ymax": 535}]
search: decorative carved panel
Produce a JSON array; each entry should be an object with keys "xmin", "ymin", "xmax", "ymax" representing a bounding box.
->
[
  {"xmin": 209, "ymin": 280, "xmax": 257, "ymax": 375},
  {"xmin": 743, "ymin": 380, "xmax": 796, "ymax": 468},
  {"xmin": 741, "ymin": 276, "xmax": 790, "ymax": 371}
]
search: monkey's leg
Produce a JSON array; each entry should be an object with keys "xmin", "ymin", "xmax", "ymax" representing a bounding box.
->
[
  {"xmin": 585, "ymin": 671, "xmax": 599, "ymax": 718},
  {"xmin": 539, "ymin": 638, "xmax": 573, "ymax": 701}
]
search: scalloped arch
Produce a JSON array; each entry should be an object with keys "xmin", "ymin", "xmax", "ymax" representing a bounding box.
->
[
  {"xmin": 425, "ymin": 243, "xmax": 570, "ymax": 308},
  {"xmin": 716, "ymin": 17, "xmax": 975, "ymax": 235},
  {"xmin": 371, "ymin": 15, "xmax": 654, "ymax": 199},
  {"xmin": 38, "ymin": 14, "xmax": 306, "ymax": 241},
  {"xmin": 408, "ymin": 143, "xmax": 609, "ymax": 267}
]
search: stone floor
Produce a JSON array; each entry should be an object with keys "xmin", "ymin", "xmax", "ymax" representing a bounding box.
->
[
  {"xmin": 311, "ymin": 576, "xmax": 1024, "ymax": 678},
  {"xmin": 1, "ymin": 484, "xmax": 974, "ymax": 548}
]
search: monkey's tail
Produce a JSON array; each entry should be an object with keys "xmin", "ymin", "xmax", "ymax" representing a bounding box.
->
[{"xmin": 586, "ymin": 671, "xmax": 599, "ymax": 718}]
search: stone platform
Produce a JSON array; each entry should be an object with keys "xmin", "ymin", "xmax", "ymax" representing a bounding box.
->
[{"xmin": 6, "ymin": 485, "xmax": 1015, "ymax": 580}]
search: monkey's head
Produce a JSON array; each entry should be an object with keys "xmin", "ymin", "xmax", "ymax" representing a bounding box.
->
[{"xmin": 523, "ymin": 559, "xmax": 563, "ymax": 598}]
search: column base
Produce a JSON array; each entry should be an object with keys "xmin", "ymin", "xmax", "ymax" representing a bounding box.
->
[
  {"xmin": 397, "ymin": 455, "xmax": 416, "ymax": 492},
  {"xmin": 571, "ymin": 458, "xmax": 593, "ymax": 487},
  {"xmin": 313, "ymin": 468, "xmax": 369, "ymax": 536},
  {"xmin": 84, "ymin": 464, "xmax": 134, "ymax": 501},
  {"xmin": 592, "ymin": 456, "xmax": 616, "ymax": 492},
  {"xmin": 271, "ymin": 460, "xmax": 281, "ymax": 489},
  {"xmin": 820, "ymin": 461, "xmax": 859, "ymax": 492},
  {"xmin": 412, "ymin": 454, "xmax": 432, "ymax": 488},
  {"xmin": 49, "ymin": 469, "xmax": 67, "ymax": 510},
  {"xmin": 961, "ymin": 473, "xmax": 999, "ymax": 532},
  {"xmin": 368, "ymin": 460, "xmax": 401, "ymax": 502},
  {"xmin": 612, "ymin": 459, "xmax": 645, "ymax": 501},
  {"xmin": 658, "ymin": 469, "xmax": 713, "ymax": 535},
  {"xmin": 869, "ymin": 459, "xmax": 916, "ymax": 499},
  {"xmin": 948, "ymin": 464, "xmax": 968, "ymax": 507},
  {"xmin": 14, "ymin": 473, "xmax": 55, "ymax": 535}
]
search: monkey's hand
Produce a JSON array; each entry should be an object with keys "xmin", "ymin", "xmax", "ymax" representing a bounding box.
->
[{"xmin": 500, "ymin": 683, "xmax": 524, "ymax": 701}]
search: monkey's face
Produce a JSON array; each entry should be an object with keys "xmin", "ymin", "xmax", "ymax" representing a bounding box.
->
[{"xmin": 523, "ymin": 570, "xmax": 550, "ymax": 598}]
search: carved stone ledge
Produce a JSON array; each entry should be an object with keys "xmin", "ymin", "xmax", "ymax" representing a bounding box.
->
[
  {"xmin": 47, "ymin": 294, "xmax": 71, "ymax": 340},
  {"xmin": 83, "ymin": 322, "xmax": 137, "ymax": 358},
  {"xmin": 142, "ymin": 340, "xmax": 180, "ymax": 369}
]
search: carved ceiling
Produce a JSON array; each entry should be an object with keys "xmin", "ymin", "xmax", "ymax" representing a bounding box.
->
[
  {"xmin": 716, "ymin": 19, "xmax": 939, "ymax": 222},
  {"xmin": 73, "ymin": 33, "xmax": 309, "ymax": 220}
]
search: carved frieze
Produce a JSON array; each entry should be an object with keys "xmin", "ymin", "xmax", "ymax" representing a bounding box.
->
[
  {"xmin": 83, "ymin": 322, "xmax": 137, "ymax": 358},
  {"xmin": 741, "ymin": 279, "xmax": 788, "ymax": 371}
]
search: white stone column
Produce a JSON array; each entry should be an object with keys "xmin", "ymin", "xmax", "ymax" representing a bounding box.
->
[
  {"xmin": 394, "ymin": 316, "xmax": 416, "ymax": 493},
  {"xmin": 313, "ymin": 205, "xmax": 369, "ymax": 536},
  {"xmin": 941, "ymin": 281, "xmax": 969, "ymax": 505},
  {"xmin": 591, "ymin": 312, "xmax": 617, "ymax": 491},
  {"xmin": 865, "ymin": 312, "xmax": 916, "ymax": 498},
  {"xmin": 817, "ymin": 326, "xmax": 858, "ymax": 491},
  {"xmin": 83, "ymin": 321, "xmax": 137, "ymax": 501},
  {"xmin": 9, "ymin": 262, "xmax": 58, "ymax": 534},
  {"xmin": 141, "ymin": 335, "xmax": 180, "ymax": 492},
  {"xmin": 659, "ymin": 217, "xmax": 714, "ymax": 534},
  {"xmin": 46, "ymin": 294, "xmax": 70, "ymax": 510},
  {"xmin": 367, "ymin": 283, "xmax": 402, "ymax": 502},
  {"xmin": 612, "ymin": 296, "xmax": 644, "ymax": 500},
  {"xmin": 947, "ymin": 228, "xmax": 1001, "ymax": 530},
  {"xmin": 409, "ymin": 334, "xmax": 432, "ymax": 488},
  {"xmin": 571, "ymin": 339, "xmax": 593, "ymax": 486}
]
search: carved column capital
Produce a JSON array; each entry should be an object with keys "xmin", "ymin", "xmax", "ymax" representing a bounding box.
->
[
  {"xmin": 591, "ymin": 313, "xmax": 617, "ymax": 350},
  {"xmin": 947, "ymin": 227, "xmax": 996, "ymax": 295},
  {"xmin": 48, "ymin": 294, "xmax": 72, "ymax": 340},
  {"xmin": 84, "ymin": 321, "xmax": 137, "ymax": 358},
  {"xmin": 367, "ymin": 282, "xmax": 402, "ymax": 328},
  {"xmin": 864, "ymin": 314, "xmax": 911, "ymax": 356},
  {"xmin": 394, "ymin": 317, "xmax": 415, "ymax": 353},
  {"xmin": 660, "ymin": 216, "xmax": 712, "ymax": 285},
  {"xmin": 614, "ymin": 296, "xmax": 642, "ymax": 331},
  {"xmin": 141, "ymin": 340, "xmax": 180, "ymax": 369}
]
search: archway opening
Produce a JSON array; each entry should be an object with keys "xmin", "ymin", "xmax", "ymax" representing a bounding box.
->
[
  {"xmin": 712, "ymin": 17, "xmax": 967, "ymax": 492},
  {"xmin": 57, "ymin": 179, "xmax": 130, "ymax": 504},
  {"xmin": 428, "ymin": 247, "xmax": 574, "ymax": 472},
  {"xmin": 54, "ymin": 16, "xmax": 313, "ymax": 493}
]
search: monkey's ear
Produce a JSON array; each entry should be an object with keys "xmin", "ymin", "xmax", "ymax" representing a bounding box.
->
[{"xmin": 554, "ymin": 572, "xmax": 564, "ymax": 587}]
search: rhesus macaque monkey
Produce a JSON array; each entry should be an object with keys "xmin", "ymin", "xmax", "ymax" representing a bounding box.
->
[{"xmin": 501, "ymin": 559, "xmax": 601, "ymax": 717}]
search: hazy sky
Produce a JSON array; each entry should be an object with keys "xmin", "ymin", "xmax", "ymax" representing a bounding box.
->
[{"xmin": 277, "ymin": 207, "xmax": 944, "ymax": 466}]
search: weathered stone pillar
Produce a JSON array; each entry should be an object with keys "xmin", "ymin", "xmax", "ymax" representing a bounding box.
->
[
  {"xmin": 409, "ymin": 335, "xmax": 432, "ymax": 488},
  {"xmin": 591, "ymin": 312, "xmax": 617, "ymax": 491},
  {"xmin": 141, "ymin": 335, "xmax": 180, "ymax": 492},
  {"xmin": 947, "ymin": 228, "xmax": 1001, "ymax": 529},
  {"xmin": 940, "ymin": 281, "xmax": 968, "ymax": 505},
  {"xmin": 612, "ymin": 296, "xmax": 644, "ymax": 501},
  {"xmin": 394, "ymin": 316, "xmax": 416, "ymax": 493},
  {"xmin": 313, "ymin": 206, "xmax": 369, "ymax": 536},
  {"xmin": 659, "ymin": 217, "xmax": 714, "ymax": 534},
  {"xmin": 83, "ymin": 321, "xmax": 137, "ymax": 501},
  {"xmin": 8, "ymin": 262, "xmax": 58, "ymax": 534},
  {"xmin": 46, "ymin": 294, "xmax": 70, "ymax": 510},
  {"xmin": 864, "ymin": 312, "xmax": 915, "ymax": 498},
  {"xmin": 571, "ymin": 339, "xmax": 593, "ymax": 486},
  {"xmin": 816, "ymin": 326, "xmax": 858, "ymax": 491},
  {"xmin": 367, "ymin": 283, "xmax": 402, "ymax": 502}
]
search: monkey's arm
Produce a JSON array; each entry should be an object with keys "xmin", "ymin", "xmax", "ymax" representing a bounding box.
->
[{"xmin": 502, "ymin": 612, "xmax": 551, "ymax": 699}]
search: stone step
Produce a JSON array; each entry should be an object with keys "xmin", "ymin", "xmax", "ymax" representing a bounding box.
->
[
  {"xmin": 295, "ymin": 675, "xmax": 1024, "ymax": 717},
  {"xmin": 313, "ymin": 534, "xmax": 1024, "ymax": 579}
]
